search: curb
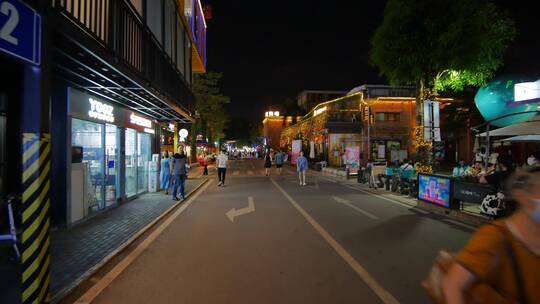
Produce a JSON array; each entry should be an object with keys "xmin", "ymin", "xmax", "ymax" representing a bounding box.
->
[{"xmin": 52, "ymin": 178, "xmax": 210, "ymax": 303}]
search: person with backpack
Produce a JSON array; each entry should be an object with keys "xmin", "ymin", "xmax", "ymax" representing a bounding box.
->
[
  {"xmin": 296, "ymin": 151, "xmax": 308, "ymax": 186},
  {"xmin": 439, "ymin": 167, "xmax": 540, "ymax": 304},
  {"xmin": 171, "ymin": 147, "xmax": 189, "ymax": 200}
]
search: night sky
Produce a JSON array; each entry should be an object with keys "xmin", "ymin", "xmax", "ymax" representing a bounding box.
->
[{"xmin": 205, "ymin": 0, "xmax": 540, "ymax": 138}]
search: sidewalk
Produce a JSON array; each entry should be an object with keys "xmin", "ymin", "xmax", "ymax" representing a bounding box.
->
[{"xmin": 50, "ymin": 172, "xmax": 208, "ymax": 301}]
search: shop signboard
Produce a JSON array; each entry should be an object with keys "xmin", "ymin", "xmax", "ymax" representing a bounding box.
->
[
  {"xmin": 129, "ymin": 112, "xmax": 154, "ymax": 134},
  {"xmin": 88, "ymin": 98, "xmax": 115, "ymax": 123},
  {"xmin": 344, "ymin": 146, "xmax": 360, "ymax": 173},
  {"xmin": 179, "ymin": 128, "xmax": 188, "ymax": 142},
  {"xmin": 418, "ymin": 174, "xmax": 452, "ymax": 208},
  {"xmin": 452, "ymin": 180, "xmax": 493, "ymax": 204},
  {"xmin": 423, "ymin": 100, "xmax": 441, "ymax": 142},
  {"xmin": 291, "ymin": 139, "xmax": 301, "ymax": 165},
  {"xmin": 0, "ymin": 0, "xmax": 41, "ymax": 65},
  {"xmin": 69, "ymin": 88, "xmax": 154, "ymax": 133}
]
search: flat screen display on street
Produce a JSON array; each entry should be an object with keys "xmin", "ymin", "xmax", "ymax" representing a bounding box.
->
[{"xmin": 418, "ymin": 174, "xmax": 452, "ymax": 208}]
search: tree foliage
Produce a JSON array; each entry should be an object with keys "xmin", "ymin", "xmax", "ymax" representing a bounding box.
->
[
  {"xmin": 370, "ymin": 0, "xmax": 517, "ymax": 94},
  {"xmin": 193, "ymin": 72, "xmax": 230, "ymax": 144}
]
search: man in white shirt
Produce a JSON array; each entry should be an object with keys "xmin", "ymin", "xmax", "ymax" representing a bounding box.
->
[{"xmin": 216, "ymin": 150, "xmax": 228, "ymax": 186}]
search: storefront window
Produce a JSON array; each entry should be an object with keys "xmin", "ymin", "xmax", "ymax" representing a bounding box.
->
[
  {"xmin": 72, "ymin": 118, "xmax": 104, "ymax": 212},
  {"xmin": 125, "ymin": 128, "xmax": 138, "ymax": 197},
  {"xmin": 105, "ymin": 124, "xmax": 119, "ymax": 206},
  {"xmin": 137, "ymin": 133, "xmax": 151, "ymax": 193}
]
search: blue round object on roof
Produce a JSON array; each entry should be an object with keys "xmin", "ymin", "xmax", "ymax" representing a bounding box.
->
[{"xmin": 474, "ymin": 75, "xmax": 538, "ymax": 127}]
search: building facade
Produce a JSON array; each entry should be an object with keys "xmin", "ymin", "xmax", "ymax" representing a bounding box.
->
[
  {"xmin": 297, "ymin": 90, "xmax": 348, "ymax": 112},
  {"xmin": 0, "ymin": 1, "xmax": 207, "ymax": 302},
  {"xmin": 262, "ymin": 111, "xmax": 302, "ymax": 150},
  {"xmin": 281, "ymin": 85, "xmax": 418, "ymax": 168}
]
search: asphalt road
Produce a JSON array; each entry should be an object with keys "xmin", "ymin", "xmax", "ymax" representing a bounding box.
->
[{"xmin": 85, "ymin": 159, "xmax": 473, "ymax": 304}]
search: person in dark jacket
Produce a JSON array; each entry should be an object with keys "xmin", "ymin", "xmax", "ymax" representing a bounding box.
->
[{"xmin": 171, "ymin": 147, "xmax": 189, "ymax": 200}]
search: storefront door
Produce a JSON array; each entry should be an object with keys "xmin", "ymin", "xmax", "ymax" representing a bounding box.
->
[
  {"xmin": 72, "ymin": 118, "xmax": 105, "ymax": 212},
  {"xmin": 105, "ymin": 124, "xmax": 119, "ymax": 206},
  {"xmin": 125, "ymin": 128, "xmax": 138, "ymax": 198},
  {"xmin": 137, "ymin": 133, "xmax": 151, "ymax": 194}
]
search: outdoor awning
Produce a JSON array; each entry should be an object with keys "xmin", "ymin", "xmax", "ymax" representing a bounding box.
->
[
  {"xmin": 477, "ymin": 119, "xmax": 540, "ymax": 137},
  {"xmin": 502, "ymin": 135, "xmax": 540, "ymax": 142}
]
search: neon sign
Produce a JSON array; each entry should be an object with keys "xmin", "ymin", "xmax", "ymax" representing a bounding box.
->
[
  {"xmin": 88, "ymin": 98, "xmax": 114, "ymax": 122},
  {"xmin": 130, "ymin": 113, "xmax": 152, "ymax": 128}
]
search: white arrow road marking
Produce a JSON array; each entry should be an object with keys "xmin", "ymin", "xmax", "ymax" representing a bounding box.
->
[
  {"xmin": 226, "ymin": 196, "xmax": 256, "ymax": 223},
  {"xmin": 271, "ymin": 179, "xmax": 399, "ymax": 304},
  {"xmin": 332, "ymin": 196, "xmax": 379, "ymax": 220}
]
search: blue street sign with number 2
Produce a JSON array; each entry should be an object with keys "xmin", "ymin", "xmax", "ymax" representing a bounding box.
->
[{"xmin": 0, "ymin": 0, "xmax": 41, "ymax": 65}]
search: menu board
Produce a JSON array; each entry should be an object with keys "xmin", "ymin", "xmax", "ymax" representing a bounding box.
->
[{"xmin": 418, "ymin": 174, "xmax": 452, "ymax": 208}]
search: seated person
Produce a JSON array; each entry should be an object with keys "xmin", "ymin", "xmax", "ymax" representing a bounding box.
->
[
  {"xmin": 400, "ymin": 160, "xmax": 416, "ymax": 179},
  {"xmin": 469, "ymin": 161, "xmax": 485, "ymax": 177},
  {"xmin": 452, "ymin": 160, "xmax": 471, "ymax": 177},
  {"xmin": 480, "ymin": 154, "xmax": 514, "ymax": 192}
]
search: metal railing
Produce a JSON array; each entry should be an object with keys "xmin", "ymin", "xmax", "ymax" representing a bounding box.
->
[{"xmin": 52, "ymin": 0, "xmax": 192, "ymax": 107}]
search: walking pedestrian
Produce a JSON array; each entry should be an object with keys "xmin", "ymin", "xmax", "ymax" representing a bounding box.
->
[
  {"xmin": 202, "ymin": 153, "xmax": 209, "ymax": 175},
  {"xmin": 171, "ymin": 147, "xmax": 189, "ymax": 200},
  {"xmin": 439, "ymin": 166, "xmax": 540, "ymax": 304},
  {"xmin": 297, "ymin": 151, "xmax": 308, "ymax": 186},
  {"xmin": 275, "ymin": 149, "xmax": 285, "ymax": 175},
  {"xmin": 160, "ymin": 151, "xmax": 171, "ymax": 195},
  {"xmin": 264, "ymin": 150, "xmax": 272, "ymax": 176},
  {"xmin": 216, "ymin": 149, "xmax": 228, "ymax": 186}
]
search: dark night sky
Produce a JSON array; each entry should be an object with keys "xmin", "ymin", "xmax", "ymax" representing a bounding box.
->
[{"xmin": 205, "ymin": 0, "xmax": 540, "ymax": 138}]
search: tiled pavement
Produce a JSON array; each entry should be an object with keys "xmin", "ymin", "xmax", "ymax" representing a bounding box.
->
[{"xmin": 50, "ymin": 174, "xmax": 208, "ymax": 298}]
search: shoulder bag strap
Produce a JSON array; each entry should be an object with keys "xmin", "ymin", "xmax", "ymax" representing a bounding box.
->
[
  {"xmin": 492, "ymin": 223, "xmax": 528, "ymax": 304},
  {"xmin": 503, "ymin": 228, "xmax": 528, "ymax": 304}
]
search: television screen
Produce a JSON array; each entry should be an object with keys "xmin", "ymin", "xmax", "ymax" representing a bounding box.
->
[{"xmin": 418, "ymin": 174, "xmax": 451, "ymax": 208}]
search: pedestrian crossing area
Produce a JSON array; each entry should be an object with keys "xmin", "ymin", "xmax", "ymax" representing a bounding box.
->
[{"xmin": 224, "ymin": 160, "xmax": 299, "ymax": 177}]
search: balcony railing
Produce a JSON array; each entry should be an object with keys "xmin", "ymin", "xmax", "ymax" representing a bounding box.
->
[{"xmin": 52, "ymin": 0, "xmax": 192, "ymax": 107}]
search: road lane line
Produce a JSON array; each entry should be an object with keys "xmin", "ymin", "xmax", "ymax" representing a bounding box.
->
[
  {"xmin": 332, "ymin": 196, "xmax": 379, "ymax": 220},
  {"xmin": 271, "ymin": 179, "xmax": 400, "ymax": 304},
  {"xmin": 343, "ymin": 184, "xmax": 413, "ymax": 209},
  {"xmin": 74, "ymin": 181, "xmax": 211, "ymax": 304}
]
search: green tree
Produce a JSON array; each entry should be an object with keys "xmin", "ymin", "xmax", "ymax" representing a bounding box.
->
[
  {"xmin": 370, "ymin": 0, "xmax": 516, "ymax": 171},
  {"xmin": 193, "ymin": 72, "xmax": 230, "ymax": 152}
]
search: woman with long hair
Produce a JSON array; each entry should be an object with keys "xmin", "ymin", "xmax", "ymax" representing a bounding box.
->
[{"xmin": 160, "ymin": 151, "xmax": 171, "ymax": 195}]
